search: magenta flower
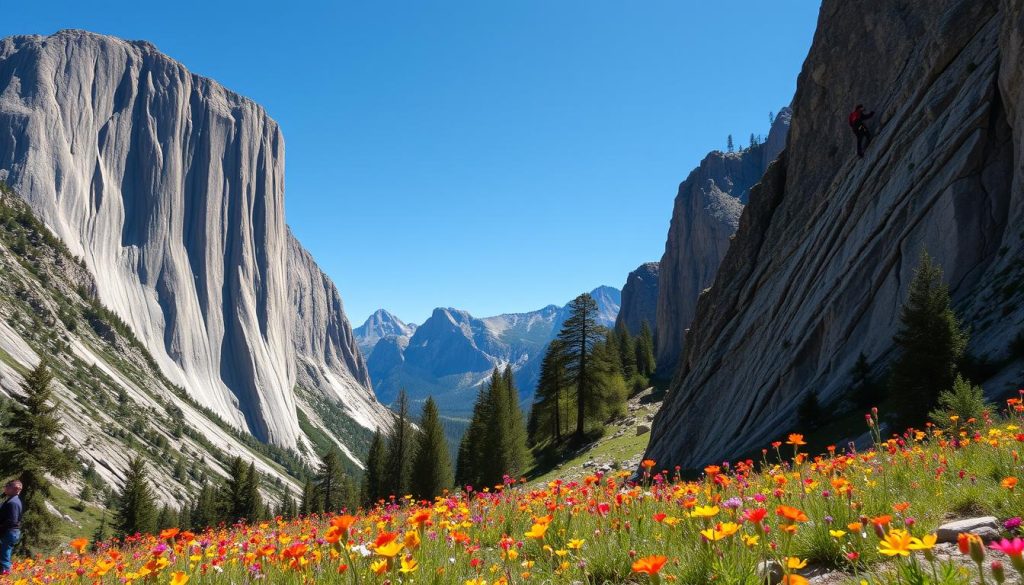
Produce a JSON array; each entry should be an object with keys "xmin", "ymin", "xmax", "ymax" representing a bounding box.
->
[{"xmin": 990, "ymin": 538, "xmax": 1024, "ymax": 557}]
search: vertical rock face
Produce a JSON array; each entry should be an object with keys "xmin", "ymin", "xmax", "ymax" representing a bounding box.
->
[
  {"xmin": 654, "ymin": 109, "xmax": 791, "ymax": 376},
  {"xmin": 0, "ymin": 30, "xmax": 390, "ymax": 450},
  {"xmin": 646, "ymin": 0, "xmax": 1024, "ymax": 470},
  {"xmin": 615, "ymin": 262, "xmax": 660, "ymax": 335}
]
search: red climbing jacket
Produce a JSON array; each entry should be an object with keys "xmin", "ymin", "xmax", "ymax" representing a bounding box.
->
[{"xmin": 848, "ymin": 109, "xmax": 862, "ymax": 128}]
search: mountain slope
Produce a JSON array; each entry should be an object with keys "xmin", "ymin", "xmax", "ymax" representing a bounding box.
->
[
  {"xmin": 645, "ymin": 0, "xmax": 1024, "ymax": 470},
  {"xmin": 0, "ymin": 30, "xmax": 390, "ymax": 455},
  {"xmin": 654, "ymin": 108, "xmax": 791, "ymax": 376},
  {"xmin": 0, "ymin": 183, "xmax": 305, "ymax": 510},
  {"xmin": 368, "ymin": 287, "xmax": 620, "ymax": 413}
]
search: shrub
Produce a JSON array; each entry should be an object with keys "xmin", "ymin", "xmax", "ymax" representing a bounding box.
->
[{"xmin": 927, "ymin": 375, "xmax": 991, "ymax": 429}]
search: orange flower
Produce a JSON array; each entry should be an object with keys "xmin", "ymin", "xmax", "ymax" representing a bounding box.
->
[
  {"xmin": 786, "ymin": 434, "xmax": 807, "ymax": 446},
  {"xmin": 160, "ymin": 527, "xmax": 180, "ymax": 540},
  {"xmin": 776, "ymin": 506, "xmax": 808, "ymax": 524},
  {"xmin": 409, "ymin": 509, "xmax": 431, "ymax": 528},
  {"xmin": 1002, "ymin": 477, "xmax": 1018, "ymax": 490},
  {"xmin": 331, "ymin": 514, "xmax": 357, "ymax": 533},
  {"xmin": 170, "ymin": 571, "xmax": 190, "ymax": 585},
  {"xmin": 69, "ymin": 538, "xmax": 89, "ymax": 554},
  {"xmin": 870, "ymin": 515, "xmax": 892, "ymax": 527},
  {"xmin": 631, "ymin": 554, "xmax": 668, "ymax": 575},
  {"xmin": 781, "ymin": 576, "xmax": 809, "ymax": 585},
  {"xmin": 641, "ymin": 459, "xmax": 657, "ymax": 470}
]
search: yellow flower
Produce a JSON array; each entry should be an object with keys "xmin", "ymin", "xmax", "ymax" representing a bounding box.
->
[
  {"xmin": 465, "ymin": 579, "xmax": 488, "ymax": 585},
  {"xmin": 370, "ymin": 559, "xmax": 388, "ymax": 575},
  {"xmin": 170, "ymin": 572, "xmax": 190, "ymax": 585},
  {"xmin": 878, "ymin": 529, "xmax": 913, "ymax": 557},
  {"xmin": 400, "ymin": 555, "xmax": 419, "ymax": 573},
  {"xmin": 506, "ymin": 549, "xmax": 519, "ymax": 560},
  {"xmin": 525, "ymin": 523, "xmax": 548, "ymax": 539},
  {"xmin": 690, "ymin": 505, "xmax": 719, "ymax": 518},
  {"xmin": 700, "ymin": 522, "xmax": 740, "ymax": 541},
  {"xmin": 376, "ymin": 540, "xmax": 404, "ymax": 558},
  {"xmin": 786, "ymin": 557, "xmax": 808, "ymax": 569},
  {"xmin": 742, "ymin": 534, "xmax": 760, "ymax": 547},
  {"xmin": 567, "ymin": 539, "xmax": 585, "ymax": 550},
  {"xmin": 829, "ymin": 530, "xmax": 847, "ymax": 538},
  {"xmin": 908, "ymin": 534, "xmax": 937, "ymax": 550}
]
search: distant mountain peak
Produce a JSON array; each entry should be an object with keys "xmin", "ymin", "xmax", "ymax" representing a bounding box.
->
[{"xmin": 354, "ymin": 309, "xmax": 417, "ymax": 354}]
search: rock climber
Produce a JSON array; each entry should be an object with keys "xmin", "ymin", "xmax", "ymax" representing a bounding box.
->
[{"xmin": 849, "ymin": 104, "xmax": 875, "ymax": 158}]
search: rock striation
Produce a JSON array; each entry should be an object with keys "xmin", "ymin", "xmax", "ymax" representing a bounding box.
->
[
  {"xmin": 645, "ymin": 0, "xmax": 1024, "ymax": 470},
  {"xmin": 615, "ymin": 262, "xmax": 660, "ymax": 336},
  {"xmin": 0, "ymin": 30, "xmax": 391, "ymax": 452},
  {"xmin": 654, "ymin": 109, "xmax": 791, "ymax": 376}
]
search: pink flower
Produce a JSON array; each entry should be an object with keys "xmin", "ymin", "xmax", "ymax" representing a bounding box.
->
[{"xmin": 989, "ymin": 538, "xmax": 1024, "ymax": 558}]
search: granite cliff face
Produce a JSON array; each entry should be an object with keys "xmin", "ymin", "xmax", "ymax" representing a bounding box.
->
[
  {"xmin": 646, "ymin": 0, "xmax": 1024, "ymax": 470},
  {"xmin": 654, "ymin": 109, "xmax": 791, "ymax": 376},
  {"xmin": 615, "ymin": 262, "xmax": 660, "ymax": 336},
  {"xmin": 0, "ymin": 30, "xmax": 390, "ymax": 453}
]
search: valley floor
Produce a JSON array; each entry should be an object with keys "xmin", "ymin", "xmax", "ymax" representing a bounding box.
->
[{"xmin": 7, "ymin": 400, "xmax": 1024, "ymax": 584}]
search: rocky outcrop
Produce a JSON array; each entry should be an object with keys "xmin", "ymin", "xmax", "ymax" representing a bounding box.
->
[
  {"xmin": 616, "ymin": 262, "xmax": 660, "ymax": 335},
  {"xmin": 0, "ymin": 30, "xmax": 390, "ymax": 451},
  {"xmin": 654, "ymin": 109, "xmax": 791, "ymax": 376},
  {"xmin": 354, "ymin": 309, "xmax": 416, "ymax": 355},
  {"xmin": 645, "ymin": 0, "xmax": 1024, "ymax": 470}
]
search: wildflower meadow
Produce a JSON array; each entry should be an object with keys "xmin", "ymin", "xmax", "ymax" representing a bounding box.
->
[{"xmin": 8, "ymin": 397, "xmax": 1024, "ymax": 585}]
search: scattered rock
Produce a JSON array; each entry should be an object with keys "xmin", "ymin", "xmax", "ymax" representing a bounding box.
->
[
  {"xmin": 637, "ymin": 424, "xmax": 651, "ymax": 436},
  {"xmin": 756, "ymin": 560, "xmax": 783, "ymax": 585},
  {"xmin": 936, "ymin": 517, "xmax": 1001, "ymax": 542}
]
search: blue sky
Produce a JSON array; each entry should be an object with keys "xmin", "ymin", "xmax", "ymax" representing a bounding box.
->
[{"xmin": 7, "ymin": 1, "xmax": 820, "ymax": 326}]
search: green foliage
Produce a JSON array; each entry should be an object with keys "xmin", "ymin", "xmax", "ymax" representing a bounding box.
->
[
  {"xmin": 299, "ymin": 479, "xmax": 318, "ymax": 515},
  {"xmin": 558, "ymin": 293, "xmax": 609, "ymax": 440},
  {"xmin": 361, "ymin": 430, "xmax": 387, "ymax": 504},
  {"xmin": 316, "ymin": 450, "xmax": 356, "ymax": 513},
  {"xmin": 887, "ymin": 251, "xmax": 969, "ymax": 424},
  {"xmin": 928, "ymin": 375, "xmax": 992, "ymax": 429},
  {"xmin": 528, "ymin": 339, "xmax": 569, "ymax": 446},
  {"xmin": 191, "ymin": 481, "xmax": 219, "ymax": 529},
  {"xmin": 635, "ymin": 320, "xmax": 656, "ymax": 379},
  {"xmin": 115, "ymin": 456, "xmax": 157, "ymax": 538},
  {"xmin": 456, "ymin": 369, "xmax": 530, "ymax": 489},
  {"xmin": 384, "ymin": 390, "xmax": 414, "ymax": 497},
  {"xmin": 0, "ymin": 361, "xmax": 76, "ymax": 553},
  {"xmin": 411, "ymin": 397, "xmax": 454, "ymax": 500},
  {"xmin": 219, "ymin": 457, "xmax": 262, "ymax": 523}
]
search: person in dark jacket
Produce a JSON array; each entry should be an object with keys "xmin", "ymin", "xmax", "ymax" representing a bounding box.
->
[
  {"xmin": 849, "ymin": 104, "xmax": 876, "ymax": 157},
  {"xmin": 0, "ymin": 480, "xmax": 22, "ymax": 574}
]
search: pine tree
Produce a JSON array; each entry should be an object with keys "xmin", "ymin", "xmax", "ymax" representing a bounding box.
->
[
  {"xmin": 179, "ymin": 505, "xmax": 192, "ymax": 530},
  {"xmin": 0, "ymin": 361, "xmax": 75, "ymax": 553},
  {"xmin": 299, "ymin": 479, "xmax": 318, "ymax": 515},
  {"xmin": 279, "ymin": 486, "xmax": 297, "ymax": 519},
  {"xmin": 727, "ymin": 134, "xmax": 734, "ymax": 152},
  {"xmin": 635, "ymin": 321, "xmax": 656, "ymax": 379},
  {"xmin": 481, "ymin": 369, "xmax": 511, "ymax": 486},
  {"xmin": 115, "ymin": 456, "xmax": 157, "ymax": 537},
  {"xmin": 384, "ymin": 390, "xmax": 414, "ymax": 497},
  {"xmin": 191, "ymin": 481, "xmax": 219, "ymax": 529},
  {"xmin": 316, "ymin": 450, "xmax": 353, "ymax": 513},
  {"xmin": 456, "ymin": 386, "xmax": 491, "ymax": 488},
  {"xmin": 411, "ymin": 397, "xmax": 454, "ymax": 501},
  {"xmin": 361, "ymin": 430, "xmax": 386, "ymax": 504},
  {"xmin": 93, "ymin": 509, "xmax": 109, "ymax": 546},
  {"xmin": 502, "ymin": 366, "xmax": 528, "ymax": 478},
  {"xmin": 557, "ymin": 293, "xmax": 607, "ymax": 441},
  {"xmin": 220, "ymin": 457, "xmax": 249, "ymax": 522},
  {"xmin": 156, "ymin": 504, "xmax": 179, "ymax": 530},
  {"xmin": 888, "ymin": 251, "xmax": 969, "ymax": 422},
  {"xmin": 614, "ymin": 323, "xmax": 637, "ymax": 380},
  {"xmin": 528, "ymin": 340, "xmax": 568, "ymax": 446},
  {"xmin": 241, "ymin": 461, "xmax": 262, "ymax": 521}
]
